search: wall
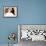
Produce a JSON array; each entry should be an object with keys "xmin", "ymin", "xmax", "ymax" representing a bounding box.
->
[{"xmin": 0, "ymin": 0, "xmax": 46, "ymax": 44}]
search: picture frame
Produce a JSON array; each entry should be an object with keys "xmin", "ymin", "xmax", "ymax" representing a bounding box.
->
[
  {"xmin": 18, "ymin": 24, "xmax": 46, "ymax": 42},
  {"xmin": 4, "ymin": 6, "xmax": 17, "ymax": 17}
]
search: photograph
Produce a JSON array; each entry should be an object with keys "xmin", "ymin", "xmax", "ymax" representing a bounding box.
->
[{"xmin": 4, "ymin": 6, "xmax": 17, "ymax": 17}]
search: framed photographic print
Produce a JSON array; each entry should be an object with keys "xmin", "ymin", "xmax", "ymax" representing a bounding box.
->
[
  {"xmin": 18, "ymin": 24, "xmax": 46, "ymax": 41},
  {"xmin": 4, "ymin": 6, "xmax": 17, "ymax": 17}
]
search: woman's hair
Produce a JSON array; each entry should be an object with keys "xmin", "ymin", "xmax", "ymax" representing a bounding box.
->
[
  {"xmin": 5, "ymin": 8, "xmax": 9, "ymax": 13},
  {"xmin": 11, "ymin": 8, "xmax": 15, "ymax": 15}
]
